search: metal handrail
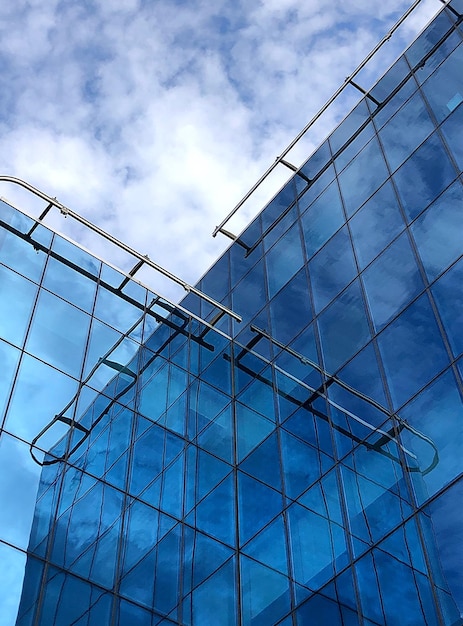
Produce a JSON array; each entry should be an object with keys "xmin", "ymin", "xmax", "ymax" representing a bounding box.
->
[
  {"xmin": 0, "ymin": 175, "xmax": 242, "ymax": 323},
  {"xmin": 212, "ymin": 0, "xmax": 449, "ymax": 241}
]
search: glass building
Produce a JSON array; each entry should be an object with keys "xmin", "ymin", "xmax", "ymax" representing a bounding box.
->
[{"xmin": 1, "ymin": 1, "xmax": 462, "ymax": 624}]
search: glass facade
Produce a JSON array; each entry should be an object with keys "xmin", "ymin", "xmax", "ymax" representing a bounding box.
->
[{"xmin": 1, "ymin": 3, "xmax": 462, "ymax": 624}]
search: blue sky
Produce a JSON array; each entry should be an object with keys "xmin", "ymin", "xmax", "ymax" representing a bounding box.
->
[{"xmin": 0, "ymin": 0, "xmax": 439, "ymax": 301}]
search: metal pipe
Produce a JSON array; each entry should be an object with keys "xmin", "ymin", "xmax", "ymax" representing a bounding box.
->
[{"xmin": 0, "ymin": 175, "xmax": 242, "ymax": 322}]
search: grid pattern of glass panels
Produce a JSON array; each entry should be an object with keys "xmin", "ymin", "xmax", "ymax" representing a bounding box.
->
[{"xmin": 1, "ymin": 2, "xmax": 462, "ymax": 625}]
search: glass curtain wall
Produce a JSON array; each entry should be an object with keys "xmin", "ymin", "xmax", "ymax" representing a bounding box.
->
[{"xmin": 1, "ymin": 1, "xmax": 462, "ymax": 625}]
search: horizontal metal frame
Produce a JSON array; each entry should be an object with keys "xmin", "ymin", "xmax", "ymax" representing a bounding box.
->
[
  {"xmin": 0, "ymin": 175, "xmax": 242, "ymax": 323},
  {"xmin": 212, "ymin": 0, "xmax": 451, "ymax": 242}
]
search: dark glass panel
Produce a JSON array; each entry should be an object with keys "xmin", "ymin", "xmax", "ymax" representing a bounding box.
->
[
  {"xmin": 373, "ymin": 76, "xmax": 417, "ymax": 130},
  {"xmin": 349, "ymin": 181, "xmax": 405, "ymax": 270},
  {"xmin": 309, "ymin": 226, "xmax": 357, "ymax": 314},
  {"xmin": 299, "ymin": 140, "xmax": 332, "ymax": 183},
  {"xmin": 393, "ymin": 131, "xmax": 456, "ymax": 222},
  {"xmin": 269, "ymin": 268, "xmax": 312, "ymax": 345},
  {"xmin": 318, "ymin": 280, "xmax": 371, "ymax": 373},
  {"xmin": 300, "ymin": 179, "xmax": 345, "ymax": 260},
  {"xmin": 401, "ymin": 368, "xmax": 463, "ymax": 501},
  {"xmin": 240, "ymin": 432, "xmax": 282, "ymax": 491},
  {"xmin": 261, "ymin": 179, "xmax": 297, "ymax": 238},
  {"xmin": 190, "ymin": 474, "xmax": 235, "ymax": 546},
  {"xmin": 280, "ymin": 430, "xmax": 321, "ymax": 500},
  {"xmin": 231, "ymin": 259, "xmax": 267, "ymax": 324},
  {"xmin": 334, "ymin": 122, "xmax": 375, "ymax": 173},
  {"xmin": 330, "ymin": 99, "xmax": 371, "ymax": 156},
  {"xmin": 242, "ymin": 514, "xmax": 288, "ymax": 575},
  {"xmin": 432, "ymin": 259, "xmax": 463, "ymax": 357},
  {"xmin": 379, "ymin": 90, "xmax": 435, "ymax": 172},
  {"xmin": 425, "ymin": 482, "xmax": 463, "ymax": 618},
  {"xmin": 238, "ymin": 471, "xmax": 283, "ymax": 545},
  {"xmin": 362, "ymin": 232, "xmax": 424, "ymax": 331},
  {"xmin": 338, "ymin": 136, "xmax": 389, "ymax": 217},
  {"xmin": 266, "ymin": 222, "xmax": 304, "ymax": 298},
  {"xmin": 288, "ymin": 501, "xmax": 346, "ymax": 590},
  {"xmin": 192, "ymin": 559, "xmax": 236, "ymax": 626},
  {"xmin": 370, "ymin": 56, "xmax": 411, "ymax": 105},
  {"xmin": 377, "ymin": 293, "xmax": 449, "ymax": 408},
  {"xmin": 240, "ymin": 555, "xmax": 291, "ymax": 626},
  {"xmin": 411, "ymin": 180, "xmax": 463, "ymax": 281}
]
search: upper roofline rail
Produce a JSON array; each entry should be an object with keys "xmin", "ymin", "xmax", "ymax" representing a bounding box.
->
[
  {"xmin": 0, "ymin": 175, "xmax": 242, "ymax": 323},
  {"xmin": 212, "ymin": 0, "xmax": 452, "ymax": 241}
]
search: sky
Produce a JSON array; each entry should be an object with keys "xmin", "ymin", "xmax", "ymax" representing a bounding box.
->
[
  {"xmin": 0, "ymin": 0, "xmax": 443, "ymax": 303},
  {"xmin": 0, "ymin": 1, "xmax": 452, "ymax": 623}
]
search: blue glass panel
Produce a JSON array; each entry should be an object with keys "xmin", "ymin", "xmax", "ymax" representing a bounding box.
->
[
  {"xmin": 53, "ymin": 235, "xmax": 101, "ymax": 277},
  {"xmin": 240, "ymin": 432, "xmax": 281, "ymax": 491},
  {"xmin": 309, "ymin": 226, "xmax": 357, "ymax": 314},
  {"xmin": 354, "ymin": 552, "xmax": 385, "ymax": 625},
  {"xmin": 232, "ymin": 259, "xmax": 267, "ymax": 323},
  {"xmin": 379, "ymin": 90, "xmax": 435, "ymax": 172},
  {"xmin": 370, "ymin": 56, "xmax": 411, "ymax": 105},
  {"xmin": 230, "ymin": 221, "xmax": 263, "ymax": 289},
  {"xmin": 94, "ymin": 284, "xmax": 142, "ymax": 333},
  {"xmin": 379, "ymin": 519, "xmax": 426, "ymax": 574},
  {"xmin": 426, "ymin": 482, "xmax": 463, "ymax": 617},
  {"xmin": 269, "ymin": 268, "xmax": 312, "ymax": 345},
  {"xmin": 374, "ymin": 548, "xmax": 430, "ymax": 625},
  {"xmin": 153, "ymin": 525, "xmax": 181, "ymax": 617},
  {"xmin": 192, "ymin": 559, "xmax": 236, "ymax": 626},
  {"xmin": 432, "ymin": 260, "xmax": 463, "ymax": 357},
  {"xmin": 406, "ymin": 10, "xmax": 454, "ymax": 69},
  {"xmin": 338, "ymin": 136, "xmax": 389, "ymax": 217},
  {"xmin": 393, "ymin": 131, "xmax": 456, "ymax": 222},
  {"xmin": 296, "ymin": 592, "xmax": 344, "ymax": 626},
  {"xmin": 0, "ymin": 265, "xmax": 37, "ymax": 348},
  {"xmin": 261, "ymin": 179, "xmax": 297, "ymax": 236},
  {"xmin": 43, "ymin": 256, "xmax": 97, "ymax": 312},
  {"xmin": 191, "ymin": 474, "xmax": 235, "ymax": 546},
  {"xmin": 318, "ymin": 280, "xmax": 371, "ymax": 373},
  {"xmin": 334, "ymin": 122, "xmax": 375, "ymax": 173},
  {"xmin": 238, "ymin": 472, "xmax": 283, "ymax": 545},
  {"xmin": 377, "ymin": 293, "xmax": 450, "ymax": 408},
  {"xmin": 300, "ymin": 179, "xmax": 345, "ymax": 259},
  {"xmin": 129, "ymin": 424, "xmax": 164, "ymax": 496},
  {"xmin": 0, "ymin": 542, "xmax": 28, "ymax": 626},
  {"xmin": 372, "ymin": 76, "xmax": 417, "ymax": 130},
  {"xmin": 440, "ymin": 101, "xmax": 463, "ymax": 171},
  {"xmin": 362, "ymin": 232, "xmax": 424, "ymax": 331},
  {"xmin": 349, "ymin": 181, "xmax": 405, "ymax": 270},
  {"xmin": 266, "ymin": 223, "xmax": 304, "ymax": 298},
  {"xmin": 26, "ymin": 290, "xmax": 90, "ymax": 378},
  {"xmin": 299, "ymin": 471, "xmax": 343, "ymax": 526},
  {"xmin": 197, "ymin": 405, "xmax": 234, "ymax": 464},
  {"xmin": 411, "ymin": 180, "xmax": 463, "ymax": 281},
  {"xmin": 120, "ymin": 547, "xmax": 156, "ymax": 608},
  {"xmin": 200, "ymin": 251, "xmax": 230, "ymax": 303},
  {"xmin": 243, "ymin": 514, "xmax": 288, "ymax": 575},
  {"xmin": 330, "ymin": 100, "xmax": 371, "ymax": 156},
  {"xmin": 280, "ymin": 430, "xmax": 320, "ymax": 500},
  {"xmin": 5, "ymin": 353, "xmax": 77, "ymax": 446},
  {"xmin": 288, "ymin": 501, "xmax": 345, "ymax": 589},
  {"xmin": 299, "ymin": 140, "xmax": 332, "ymax": 183},
  {"xmin": 0, "ymin": 225, "xmax": 47, "ymax": 283},
  {"xmin": 401, "ymin": 368, "xmax": 463, "ymax": 500},
  {"xmin": 241, "ymin": 555, "xmax": 291, "ymax": 626},
  {"xmin": 335, "ymin": 342, "xmax": 387, "ymax": 407}
]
